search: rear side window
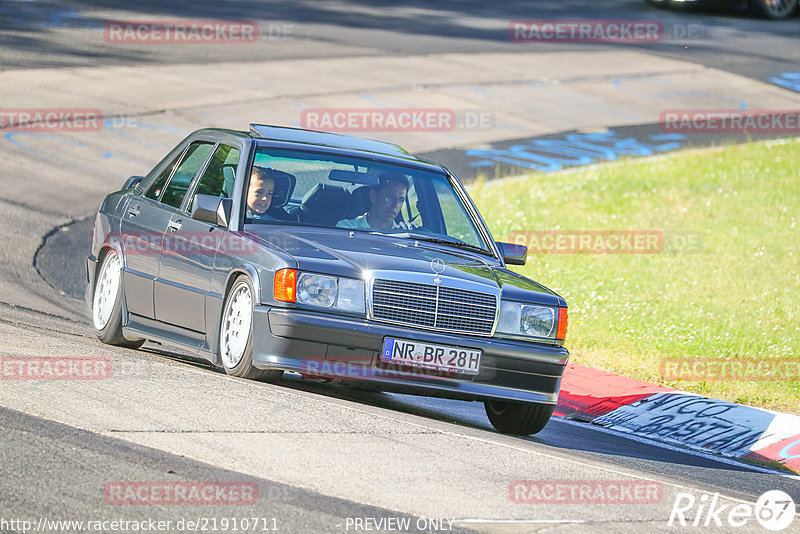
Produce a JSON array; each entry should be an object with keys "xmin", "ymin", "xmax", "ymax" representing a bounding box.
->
[
  {"xmin": 187, "ymin": 144, "xmax": 240, "ymax": 213},
  {"xmin": 160, "ymin": 142, "xmax": 214, "ymax": 209},
  {"xmin": 253, "ymin": 152, "xmax": 355, "ymax": 202}
]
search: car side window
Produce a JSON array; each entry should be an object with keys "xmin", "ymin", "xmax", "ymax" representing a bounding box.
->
[
  {"xmin": 160, "ymin": 142, "xmax": 214, "ymax": 210},
  {"xmin": 144, "ymin": 156, "xmax": 178, "ymax": 201},
  {"xmin": 187, "ymin": 144, "xmax": 240, "ymax": 213}
]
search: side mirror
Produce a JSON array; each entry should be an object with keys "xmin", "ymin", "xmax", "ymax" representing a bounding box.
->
[
  {"xmin": 123, "ymin": 176, "xmax": 144, "ymax": 191},
  {"xmin": 498, "ymin": 242, "xmax": 527, "ymax": 266},
  {"xmin": 192, "ymin": 194, "xmax": 232, "ymax": 227}
]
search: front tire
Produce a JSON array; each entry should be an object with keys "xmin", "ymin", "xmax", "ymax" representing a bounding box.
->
[
  {"xmin": 484, "ymin": 400, "xmax": 554, "ymax": 435},
  {"xmin": 750, "ymin": 0, "xmax": 798, "ymax": 18},
  {"xmin": 219, "ymin": 276, "xmax": 282, "ymax": 382},
  {"xmin": 91, "ymin": 249, "xmax": 145, "ymax": 349}
]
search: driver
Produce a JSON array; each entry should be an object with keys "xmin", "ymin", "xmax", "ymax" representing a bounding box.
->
[{"xmin": 336, "ymin": 173, "xmax": 410, "ymax": 230}]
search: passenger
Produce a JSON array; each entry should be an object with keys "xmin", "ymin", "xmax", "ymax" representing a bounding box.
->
[
  {"xmin": 246, "ymin": 166, "xmax": 277, "ymax": 221},
  {"xmin": 336, "ymin": 173, "xmax": 409, "ymax": 230}
]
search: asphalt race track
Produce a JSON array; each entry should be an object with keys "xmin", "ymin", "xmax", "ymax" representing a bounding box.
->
[{"xmin": 1, "ymin": 1, "xmax": 799, "ymax": 532}]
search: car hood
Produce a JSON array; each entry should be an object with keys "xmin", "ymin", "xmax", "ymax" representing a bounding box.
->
[{"xmin": 244, "ymin": 225, "xmax": 566, "ymax": 307}]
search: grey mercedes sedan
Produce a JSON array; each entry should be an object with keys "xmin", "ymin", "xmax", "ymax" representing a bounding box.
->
[{"xmin": 86, "ymin": 124, "xmax": 569, "ymax": 435}]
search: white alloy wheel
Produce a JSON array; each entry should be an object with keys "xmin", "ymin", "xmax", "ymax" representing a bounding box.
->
[
  {"xmin": 93, "ymin": 250, "xmax": 122, "ymax": 330},
  {"xmin": 220, "ymin": 281, "xmax": 253, "ymax": 369}
]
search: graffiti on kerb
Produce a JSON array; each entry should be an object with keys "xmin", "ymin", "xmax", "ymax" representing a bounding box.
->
[
  {"xmin": 770, "ymin": 72, "xmax": 800, "ymax": 93},
  {"xmin": 466, "ymin": 130, "xmax": 686, "ymax": 172}
]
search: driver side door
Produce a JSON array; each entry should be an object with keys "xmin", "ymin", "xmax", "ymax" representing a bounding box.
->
[{"xmin": 155, "ymin": 142, "xmax": 241, "ymax": 333}]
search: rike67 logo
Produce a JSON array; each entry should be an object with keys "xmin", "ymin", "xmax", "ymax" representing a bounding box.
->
[{"xmin": 669, "ymin": 490, "xmax": 796, "ymax": 531}]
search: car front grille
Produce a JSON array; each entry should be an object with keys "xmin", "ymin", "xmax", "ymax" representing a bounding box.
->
[{"xmin": 371, "ymin": 278, "xmax": 497, "ymax": 335}]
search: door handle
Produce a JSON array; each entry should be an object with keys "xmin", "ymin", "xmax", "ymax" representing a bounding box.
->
[
  {"xmin": 167, "ymin": 219, "xmax": 183, "ymax": 232},
  {"xmin": 127, "ymin": 205, "xmax": 140, "ymax": 217}
]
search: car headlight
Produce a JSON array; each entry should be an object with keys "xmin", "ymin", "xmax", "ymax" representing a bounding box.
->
[
  {"xmin": 336, "ymin": 277, "xmax": 366, "ymax": 313},
  {"xmin": 279, "ymin": 270, "xmax": 365, "ymax": 314},
  {"xmin": 297, "ymin": 273, "xmax": 337, "ymax": 308},
  {"xmin": 497, "ymin": 301, "xmax": 556, "ymax": 339}
]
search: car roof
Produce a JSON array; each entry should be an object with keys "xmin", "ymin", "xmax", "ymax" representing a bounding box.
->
[
  {"xmin": 249, "ymin": 123, "xmax": 411, "ymax": 157},
  {"xmin": 191, "ymin": 125, "xmax": 444, "ymax": 171}
]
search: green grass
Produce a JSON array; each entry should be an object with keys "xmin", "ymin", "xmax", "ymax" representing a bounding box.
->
[{"xmin": 469, "ymin": 139, "xmax": 800, "ymax": 415}]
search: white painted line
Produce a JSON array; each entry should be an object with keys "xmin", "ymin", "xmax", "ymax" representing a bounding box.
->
[{"xmin": 454, "ymin": 519, "xmax": 585, "ymax": 524}]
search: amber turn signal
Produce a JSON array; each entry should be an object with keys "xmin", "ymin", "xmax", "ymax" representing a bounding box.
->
[
  {"xmin": 273, "ymin": 268, "xmax": 297, "ymax": 302},
  {"xmin": 556, "ymin": 307, "xmax": 568, "ymax": 341}
]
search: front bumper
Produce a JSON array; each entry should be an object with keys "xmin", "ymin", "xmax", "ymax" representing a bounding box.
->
[{"xmin": 252, "ymin": 306, "xmax": 569, "ymax": 404}]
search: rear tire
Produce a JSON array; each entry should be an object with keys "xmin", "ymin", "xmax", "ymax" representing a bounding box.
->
[
  {"xmin": 484, "ymin": 400, "xmax": 554, "ymax": 435},
  {"xmin": 219, "ymin": 276, "xmax": 282, "ymax": 382},
  {"xmin": 749, "ymin": 0, "xmax": 797, "ymax": 18},
  {"xmin": 91, "ymin": 249, "xmax": 145, "ymax": 349}
]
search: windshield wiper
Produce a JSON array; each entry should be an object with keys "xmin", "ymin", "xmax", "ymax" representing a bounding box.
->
[{"xmin": 388, "ymin": 232, "xmax": 493, "ymax": 256}]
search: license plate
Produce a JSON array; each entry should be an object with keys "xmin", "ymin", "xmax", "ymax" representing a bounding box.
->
[{"xmin": 380, "ymin": 338, "xmax": 482, "ymax": 375}]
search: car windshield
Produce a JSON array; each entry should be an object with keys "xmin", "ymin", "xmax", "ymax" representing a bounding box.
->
[{"xmin": 245, "ymin": 147, "xmax": 492, "ymax": 253}]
